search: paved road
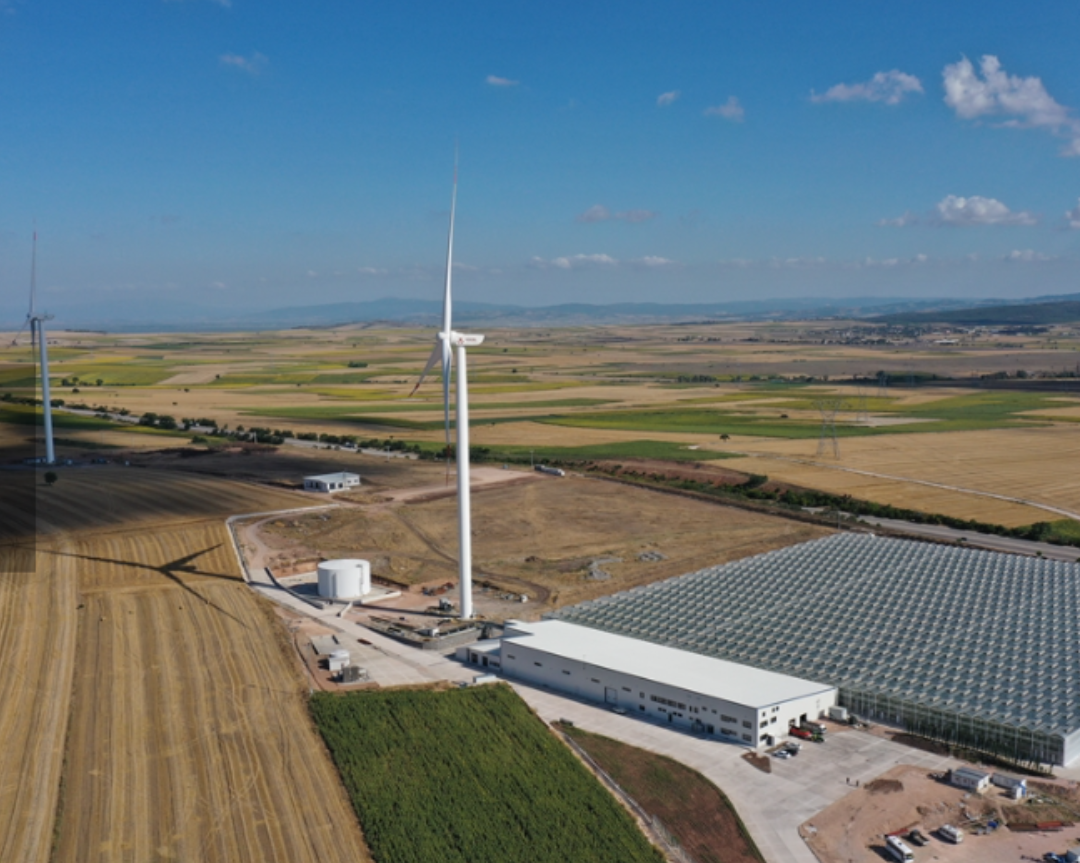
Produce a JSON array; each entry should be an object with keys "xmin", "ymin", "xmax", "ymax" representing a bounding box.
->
[{"xmin": 860, "ymin": 516, "xmax": 1080, "ymax": 562}]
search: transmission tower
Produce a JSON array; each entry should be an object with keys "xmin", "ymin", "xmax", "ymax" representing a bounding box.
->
[
  {"xmin": 855, "ymin": 385, "xmax": 870, "ymax": 424},
  {"xmin": 877, "ymin": 371, "xmax": 889, "ymax": 399},
  {"xmin": 815, "ymin": 399, "xmax": 841, "ymax": 459}
]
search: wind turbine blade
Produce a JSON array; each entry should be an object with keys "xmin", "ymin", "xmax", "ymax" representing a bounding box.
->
[
  {"xmin": 10, "ymin": 317, "xmax": 30, "ymax": 348},
  {"xmin": 442, "ymin": 151, "xmax": 457, "ymax": 342},
  {"xmin": 408, "ymin": 341, "xmax": 443, "ymax": 397}
]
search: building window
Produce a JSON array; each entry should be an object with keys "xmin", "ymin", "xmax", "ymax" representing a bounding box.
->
[
  {"xmin": 721, "ymin": 727, "xmax": 735, "ymax": 737},
  {"xmin": 721, "ymin": 714, "xmax": 737, "ymax": 724},
  {"xmin": 640, "ymin": 692, "xmax": 645, "ymax": 699},
  {"xmin": 742, "ymin": 720, "xmax": 751, "ymax": 728},
  {"xmin": 534, "ymin": 662, "xmax": 542, "ymax": 667},
  {"xmin": 771, "ymin": 717, "xmax": 777, "ymax": 723},
  {"xmin": 561, "ymin": 670, "xmax": 571, "ymax": 675},
  {"xmin": 742, "ymin": 734, "xmax": 751, "ymax": 742},
  {"xmin": 506, "ymin": 654, "xmax": 516, "ymax": 660},
  {"xmin": 622, "ymin": 686, "xmax": 631, "ymax": 693},
  {"xmin": 760, "ymin": 721, "xmax": 767, "ymax": 729},
  {"xmin": 760, "ymin": 734, "xmax": 769, "ymax": 742}
]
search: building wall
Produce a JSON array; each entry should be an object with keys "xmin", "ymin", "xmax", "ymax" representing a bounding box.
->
[{"xmin": 498, "ymin": 639, "xmax": 835, "ymax": 749}]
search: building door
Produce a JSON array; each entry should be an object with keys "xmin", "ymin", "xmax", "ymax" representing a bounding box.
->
[
  {"xmin": 481, "ymin": 656, "xmax": 489, "ymax": 667},
  {"xmin": 604, "ymin": 687, "xmax": 618, "ymax": 705}
]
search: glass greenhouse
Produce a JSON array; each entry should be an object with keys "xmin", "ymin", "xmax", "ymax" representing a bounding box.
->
[{"xmin": 554, "ymin": 533, "xmax": 1080, "ymax": 766}]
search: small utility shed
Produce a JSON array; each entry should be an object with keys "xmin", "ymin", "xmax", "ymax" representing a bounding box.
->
[
  {"xmin": 493, "ymin": 620, "xmax": 836, "ymax": 748},
  {"xmin": 303, "ymin": 472, "xmax": 360, "ymax": 493},
  {"xmin": 950, "ymin": 767, "xmax": 991, "ymax": 793}
]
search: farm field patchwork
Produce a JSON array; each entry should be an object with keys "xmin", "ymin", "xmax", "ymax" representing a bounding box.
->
[{"xmin": 310, "ymin": 684, "xmax": 664, "ymax": 863}]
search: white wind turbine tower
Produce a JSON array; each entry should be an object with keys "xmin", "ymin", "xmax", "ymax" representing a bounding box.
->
[
  {"xmin": 12, "ymin": 229, "xmax": 56, "ymax": 465},
  {"xmin": 411, "ymin": 158, "xmax": 484, "ymax": 620}
]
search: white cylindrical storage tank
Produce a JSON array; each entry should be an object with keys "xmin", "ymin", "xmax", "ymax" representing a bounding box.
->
[{"xmin": 317, "ymin": 559, "xmax": 370, "ymax": 599}]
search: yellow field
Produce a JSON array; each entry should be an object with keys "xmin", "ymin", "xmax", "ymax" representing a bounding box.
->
[
  {"xmin": 727, "ymin": 425, "xmax": 1080, "ymax": 527},
  {"xmin": 0, "ymin": 469, "xmax": 371, "ymax": 863},
  {"xmin": 0, "ymin": 545, "xmax": 78, "ymax": 863}
]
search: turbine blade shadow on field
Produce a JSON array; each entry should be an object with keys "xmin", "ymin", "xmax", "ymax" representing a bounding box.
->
[{"xmin": 44, "ymin": 543, "xmax": 247, "ymax": 626}]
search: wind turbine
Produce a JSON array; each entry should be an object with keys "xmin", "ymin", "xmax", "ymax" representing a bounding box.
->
[
  {"xmin": 411, "ymin": 157, "xmax": 484, "ymax": 620},
  {"xmin": 12, "ymin": 229, "xmax": 55, "ymax": 464}
]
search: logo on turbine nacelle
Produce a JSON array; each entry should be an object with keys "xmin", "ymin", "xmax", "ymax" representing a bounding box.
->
[{"xmin": 452, "ymin": 333, "xmax": 485, "ymax": 347}]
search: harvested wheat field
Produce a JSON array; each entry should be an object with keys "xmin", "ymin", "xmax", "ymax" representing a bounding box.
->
[
  {"xmin": 0, "ymin": 467, "xmax": 370, "ymax": 863},
  {"xmin": 0, "ymin": 544, "xmax": 79, "ymax": 863},
  {"xmin": 728, "ymin": 425, "xmax": 1080, "ymax": 526},
  {"xmin": 56, "ymin": 570, "xmax": 367, "ymax": 863}
]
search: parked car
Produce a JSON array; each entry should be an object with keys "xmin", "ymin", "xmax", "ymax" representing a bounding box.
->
[
  {"xmin": 907, "ymin": 829, "xmax": 928, "ymax": 847},
  {"xmin": 789, "ymin": 727, "xmax": 813, "ymax": 740},
  {"xmin": 773, "ymin": 749, "xmax": 791, "ymax": 759}
]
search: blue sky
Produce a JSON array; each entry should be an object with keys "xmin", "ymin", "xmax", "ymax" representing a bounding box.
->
[{"xmin": 3, "ymin": 0, "xmax": 1080, "ymax": 322}]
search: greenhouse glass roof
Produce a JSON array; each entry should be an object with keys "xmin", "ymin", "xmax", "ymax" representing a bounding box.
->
[{"xmin": 553, "ymin": 534, "xmax": 1080, "ymax": 737}]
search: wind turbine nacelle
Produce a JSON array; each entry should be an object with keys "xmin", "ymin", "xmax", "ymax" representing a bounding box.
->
[{"xmin": 449, "ymin": 332, "xmax": 484, "ymax": 347}]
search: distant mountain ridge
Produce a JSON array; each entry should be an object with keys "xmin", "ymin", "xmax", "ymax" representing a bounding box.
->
[
  {"xmin": 872, "ymin": 298, "xmax": 1080, "ymax": 326},
  {"xmin": 43, "ymin": 291, "xmax": 1080, "ymax": 332}
]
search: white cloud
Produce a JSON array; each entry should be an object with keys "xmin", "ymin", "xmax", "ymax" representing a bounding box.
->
[
  {"xmin": 656, "ymin": 90, "xmax": 680, "ymax": 107},
  {"xmin": 486, "ymin": 75, "xmax": 519, "ymax": 87},
  {"xmin": 220, "ymin": 52, "xmax": 267, "ymax": 75},
  {"xmin": 704, "ymin": 96, "xmax": 744, "ymax": 122},
  {"xmin": 1065, "ymin": 199, "xmax": 1080, "ymax": 229},
  {"xmin": 811, "ymin": 70, "xmax": 923, "ymax": 105},
  {"xmin": 530, "ymin": 253, "xmax": 676, "ymax": 271},
  {"xmin": 943, "ymin": 55, "xmax": 1080, "ymax": 156},
  {"xmin": 358, "ymin": 266, "xmax": 388, "ymax": 275},
  {"xmin": 452, "ymin": 261, "xmax": 479, "ymax": 272},
  {"xmin": 577, "ymin": 205, "xmax": 611, "ymax": 223},
  {"xmin": 1004, "ymin": 249, "xmax": 1054, "ymax": 262},
  {"xmin": 576, "ymin": 205, "xmax": 657, "ymax": 224},
  {"xmin": 913, "ymin": 253, "xmax": 928, "ymax": 264},
  {"xmin": 934, "ymin": 194, "xmax": 1037, "ymax": 226},
  {"xmin": 877, "ymin": 211, "xmax": 918, "ymax": 227}
]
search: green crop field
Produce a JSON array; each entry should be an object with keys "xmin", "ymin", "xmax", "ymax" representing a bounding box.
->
[{"xmin": 310, "ymin": 685, "xmax": 663, "ymax": 863}]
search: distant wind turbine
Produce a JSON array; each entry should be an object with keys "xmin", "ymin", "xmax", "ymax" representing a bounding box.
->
[
  {"xmin": 12, "ymin": 229, "xmax": 56, "ymax": 465},
  {"xmin": 410, "ymin": 156, "xmax": 484, "ymax": 620}
]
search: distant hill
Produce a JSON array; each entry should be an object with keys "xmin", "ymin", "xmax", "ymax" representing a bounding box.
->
[
  {"xmin": 39, "ymin": 291, "xmax": 1080, "ymax": 332},
  {"xmin": 873, "ymin": 300, "xmax": 1080, "ymax": 326}
]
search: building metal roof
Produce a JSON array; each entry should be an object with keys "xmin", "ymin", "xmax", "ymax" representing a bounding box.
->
[
  {"xmin": 553, "ymin": 533, "xmax": 1080, "ymax": 737},
  {"xmin": 506, "ymin": 619, "xmax": 835, "ymax": 709},
  {"xmin": 304, "ymin": 472, "xmax": 359, "ymax": 482}
]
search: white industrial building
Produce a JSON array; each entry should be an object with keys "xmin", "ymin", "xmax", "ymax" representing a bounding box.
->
[
  {"xmin": 303, "ymin": 472, "xmax": 360, "ymax": 493},
  {"xmin": 461, "ymin": 620, "xmax": 836, "ymax": 748}
]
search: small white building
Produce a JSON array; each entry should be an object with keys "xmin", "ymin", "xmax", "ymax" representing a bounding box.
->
[
  {"xmin": 303, "ymin": 472, "xmax": 360, "ymax": 493},
  {"xmin": 461, "ymin": 620, "xmax": 837, "ymax": 748},
  {"xmin": 950, "ymin": 767, "xmax": 991, "ymax": 793}
]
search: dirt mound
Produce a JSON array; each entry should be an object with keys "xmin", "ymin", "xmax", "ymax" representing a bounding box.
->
[{"xmin": 865, "ymin": 778, "xmax": 904, "ymax": 794}]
